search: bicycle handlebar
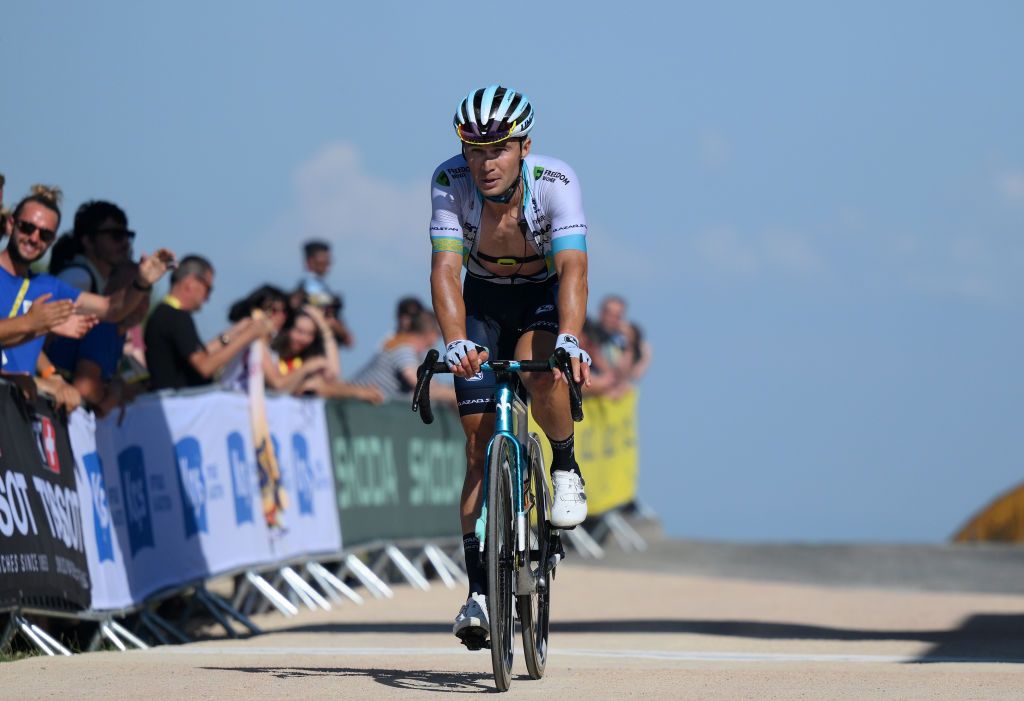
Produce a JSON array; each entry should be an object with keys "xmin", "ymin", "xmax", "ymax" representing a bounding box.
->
[{"xmin": 411, "ymin": 347, "xmax": 584, "ymax": 425}]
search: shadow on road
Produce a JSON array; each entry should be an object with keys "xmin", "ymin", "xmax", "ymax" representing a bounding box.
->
[
  {"xmin": 271, "ymin": 614, "xmax": 1024, "ymax": 663},
  {"xmin": 203, "ymin": 666, "xmax": 517, "ymax": 693}
]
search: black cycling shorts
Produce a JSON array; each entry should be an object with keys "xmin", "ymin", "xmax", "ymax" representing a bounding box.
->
[{"xmin": 454, "ymin": 275, "xmax": 560, "ymax": 416}]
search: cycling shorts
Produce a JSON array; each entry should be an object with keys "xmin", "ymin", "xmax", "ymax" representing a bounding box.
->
[{"xmin": 454, "ymin": 275, "xmax": 559, "ymax": 416}]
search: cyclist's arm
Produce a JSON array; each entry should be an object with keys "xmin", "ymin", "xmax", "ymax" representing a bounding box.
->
[
  {"xmin": 554, "ymin": 249, "xmax": 590, "ymax": 385},
  {"xmin": 431, "ymin": 251, "xmax": 484, "ymax": 376}
]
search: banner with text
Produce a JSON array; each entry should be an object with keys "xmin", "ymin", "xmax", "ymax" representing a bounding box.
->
[
  {"xmin": 0, "ymin": 384, "xmax": 90, "ymax": 612},
  {"xmin": 571, "ymin": 389, "xmax": 640, "ymax": 516},
  {"xmin": 71, "ymin": 391, "xmax": 274, "ymax": 610},
  {"xmin": 325, "ymin": 399, "xmax": 465, "ymax": 546},
  {"xmin": 264, "ymin": 395, "xmax": 342, "ymax": 561}
]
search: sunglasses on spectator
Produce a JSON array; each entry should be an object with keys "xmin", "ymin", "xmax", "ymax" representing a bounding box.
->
[
  {"xmin": 15, "ymin": 219, "xmax": 57, "ymax": 243},
  {"xmin": 95, "ymin": 227, "xmax": 137, "ymax": 242}
]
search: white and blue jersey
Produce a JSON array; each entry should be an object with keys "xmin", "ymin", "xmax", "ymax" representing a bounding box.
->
[{"xmin": 429, "ymin": 153, "xmax": 588, "ymax": 284}]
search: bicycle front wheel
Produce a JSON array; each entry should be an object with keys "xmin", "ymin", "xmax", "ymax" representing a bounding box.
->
[
  {"xmin": 487, "ymin": 435, "xmax": 515, "ymax": 692},
  {"xmin": 518, "ymin": 432, "xmax": 551, "ymax": 679}
]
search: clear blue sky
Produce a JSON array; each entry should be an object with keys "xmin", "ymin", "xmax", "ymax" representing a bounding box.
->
[{"xmin": 3, "ymin": 1, "xmax": 1022, "ymax": 541}]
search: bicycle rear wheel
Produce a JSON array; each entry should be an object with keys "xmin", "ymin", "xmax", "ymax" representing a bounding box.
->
[
  {"xmin": 518, "ymin": 433, "xmax": 551, "ymax": 679},
  {"xmin": 487, "ymin": 435, "xmax": 515, "ymax": 692}
]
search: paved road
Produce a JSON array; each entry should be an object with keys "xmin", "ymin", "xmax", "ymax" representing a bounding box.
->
[{"xmin": 5, "ymin": 541, "xmax": 1024, "ymax": 699}]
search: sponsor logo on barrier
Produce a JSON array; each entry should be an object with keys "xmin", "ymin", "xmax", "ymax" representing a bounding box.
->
[
  {"xmin": 332, "ymin": 435, "xmax": 399, "ymax": 509},
  {"xmin": 408, "ymin": 439, "xmax": 464, "ymax": 506},
  {"xmin": 226, "ymin": 432, "xmax": 254, "ymax": 526},
  {"xmin": 31, "ymin": 477, "xmax": 85, "ymax": 554},
  {"xmin": 0, "ymin": 470, "xmax": 38, "ymax": 538},
  {"xmin": 292, "ymin": 433, "xmax": 315, "ymax": 516},
  {"xmin": 33, "ymin": 417, "xmax": 60, "ymax": 474},
  {"xmin": 118, "ymin": 447, "xmax": 155, "ymax": 556},
  {"xmin": 175, "ymin": 437, "xmax": 208, "ymax": 538},
  {"xmin": 83, "ymin": 452, "xmax": 114, "ymax": 563}
]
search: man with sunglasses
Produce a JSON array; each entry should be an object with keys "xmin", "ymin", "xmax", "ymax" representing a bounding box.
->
[
  {"xmin": 429, "ymin": 85, "xmax": 592, "ymax": 646},
  {"xmin": 0, "ymin": 187, "xmax": 175, "ymax": 377}
]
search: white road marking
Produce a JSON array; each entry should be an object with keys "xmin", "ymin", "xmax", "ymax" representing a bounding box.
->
[{"xmin": 152, "ymin": 645, "xmax": 939, "ymax": 664}]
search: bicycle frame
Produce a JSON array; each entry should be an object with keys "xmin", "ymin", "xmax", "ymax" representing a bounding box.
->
[{"xmin": 476, "ymin": 365, "xmax": 531, "ymax": 556}]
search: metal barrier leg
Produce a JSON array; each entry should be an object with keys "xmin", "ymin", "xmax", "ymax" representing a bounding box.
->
[
  {"xmin": 100, "ymin": 622, "xmax": 128, "ymax": 651},
  {"xmin": 563, "ymin": 526, "xmax": 605, "ymax": 559},
  {"xmin": 194, "ymin": 588, "xmax": 239, "ymax": 638},
  {"xmin": 339, "ymin": 554, "xmax": 394, "ymax": 599},
  {"xmin": 29, "ymin": 621, "xmax": 73, "ymax": 655},
  {"xmin": 197, "ymin": 587, "xmax": 262, "ymax": 635},
  {"xmin": 141, "ymin": 610, "xmax": 191, "ymax": 644},
  {"xmin": 277, "ymin": 568, "xmax": 318, "ymax": 611},
  {"xmin": 418, "ymin": 546, "xmax": 455, "ymax": 589},
  {"xmin": 245, "ymin": 571, "xmax": 299, "ymax": 617},
  {"xmin": 17, "ymin": 616, "xmax": 55, "ymax": 656},
  {"xmin": 280, "ymin": 567, "xmax": 331, "ymax": 611},
  {"xmin": 231, "ymin": 574, "xmax": 253, "ymax": 611},
  {"xmin": 107, "ymin": 619, "xmax": 149, "ymax": 650},
  {"xmin": 0, "ymin": 615, "xmax": 17, "ymax": 653},
  {"xmin": 603, "ymin": 511, "xmax": 648, "ymax": 551},
  {"xmin": 139, "ymin": 613, "xmax": 171, "ymax": 645},
  {"xmin": 306, "ymin": 562, "xmax": 364, "ymax": 605},
  {"xmin": 424, "ymin": 544, "xmax": 468, "ymax": 587},
  {"xmin": 384, "ymin": 545, "xmax": 430, "ymax": 591}
]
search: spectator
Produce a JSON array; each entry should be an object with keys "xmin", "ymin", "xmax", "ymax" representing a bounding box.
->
[
  {"xmin": 221, "ymin": 285, "xmax": 329, "ymax": 394},
  {"xmin": 395, "ymin": 296, "xmax": 425, "ymax": 333},
  {"xmin": 48, "ymin": 262, "xmax": 149, "ymax": 415},
  {"xmin": 296, "ymin": 239, "xmax": 354, "ymax": 347},
  {"xmin": 273, "ymin": 305, "xmax": 382, "ymax": 403},
  {"xmin": 583, "ymin": 295, "xmax": 651, "ymax": 397},
  {"xmin": 144, "ymin": 255, "xmax": 271, "ymax": 391},
  {"xmin": 353, "ymin": 309, "xmax": 455, "ymax": 403},
  {"xmin": 1, "ymin": 185, "xmax": 171, "ymax": 376},
  {"xmin": 49, "ymin": 200, "xmax": 136, "ymax": 294}
]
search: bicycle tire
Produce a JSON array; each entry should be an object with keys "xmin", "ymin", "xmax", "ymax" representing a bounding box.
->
[
  {"xmin": 518, "ymin": 433, "xmax": 551, "ymax": 680},
  {"xmin": 487, "ymin": 435, "xmax": 515, "ymax": 692}
]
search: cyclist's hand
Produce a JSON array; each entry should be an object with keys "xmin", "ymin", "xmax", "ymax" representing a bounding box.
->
[
  {"xmin": 445, "ymin": 339, "xmax": 488, "ymax": 377},
  {"xmin": 555, "ymin": 333, "xmax": 592, "ymax": 386}
]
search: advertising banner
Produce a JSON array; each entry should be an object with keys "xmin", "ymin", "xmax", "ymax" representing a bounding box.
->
[
  {"xmin": 264, "ymin": 395, "xmax": 341, "ymax": 560},
  {"xmin": 70, "ymin": 391, "xmax": 273, "ymax": 609},
  {"xmin": 0, "ymin": 384, "xmax": 91, "ymax": 612},
  {"xmin": 571, "ymin": 389, "xmax": 640, "ymax": 516},
  {"xmin": 325, "ymin": 399, "xmax": 465, "ymax": 546}
]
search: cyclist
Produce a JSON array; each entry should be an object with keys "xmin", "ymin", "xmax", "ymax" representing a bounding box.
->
[{"xmin": 428, "ymin": 84, "xmax": 592, "ymax": 646}]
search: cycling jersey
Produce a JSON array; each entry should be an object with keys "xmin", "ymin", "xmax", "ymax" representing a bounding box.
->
[{"xmin": 429, "ymin": 153, "xmax": 587, "ymax": 285}]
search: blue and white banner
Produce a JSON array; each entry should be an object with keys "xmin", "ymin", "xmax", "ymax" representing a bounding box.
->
[
  {"xmin": 265, "ymin": 395, "xmax": 342, "ymax": 561},
  {"xmin": 71, "ymin": 391, "xmax": 274, "ymax": 610}
]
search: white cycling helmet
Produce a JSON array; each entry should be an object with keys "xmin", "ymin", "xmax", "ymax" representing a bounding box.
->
[{"xmin": 454, "ymin": 85, "xmax": 535, "ymax": 146}]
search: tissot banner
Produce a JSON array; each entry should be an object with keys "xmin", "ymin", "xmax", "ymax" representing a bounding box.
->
[{"xmin": 0, "ymin": 384, "xmax": 91, "ymax": 612}]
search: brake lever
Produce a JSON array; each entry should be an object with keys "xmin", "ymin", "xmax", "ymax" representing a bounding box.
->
[
  {"xmin": 552, "ymin": 348, "xmax": 584, "ymax": 422},
  {"xmin": 412, "ymin": 349, "xmax": 440, "ymax": 424}
]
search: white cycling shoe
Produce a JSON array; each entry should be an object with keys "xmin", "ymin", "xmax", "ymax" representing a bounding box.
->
[
  {"xmin": 453, "ymin": 592, "xmax": 489, "ymax": 649},
  {"xmin": 550, "ymin": 469, "xmax": 588, "ymax": 528}
]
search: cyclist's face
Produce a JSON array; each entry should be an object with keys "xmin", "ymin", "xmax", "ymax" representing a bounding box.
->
[{"xmin": 464, "ymin": 137, "xmax": 531, "ymax": 197}]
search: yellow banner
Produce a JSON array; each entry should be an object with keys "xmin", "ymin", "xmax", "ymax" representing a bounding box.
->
[{"xmin": 548, "ymin": 388, "xmax": 639, "ymax": 517}]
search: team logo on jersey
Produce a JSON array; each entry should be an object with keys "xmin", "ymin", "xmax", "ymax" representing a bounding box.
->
[
  {"xmin": 535, "ymin": 304, "xmax": 555, "ymax": 314},
  {"xmin": 436, "ymin": 171, "xmax": 451, "ymax": 187},
  {"xmin": 533, "ymin": 166, "xmax": 545, "ymax": 181}
]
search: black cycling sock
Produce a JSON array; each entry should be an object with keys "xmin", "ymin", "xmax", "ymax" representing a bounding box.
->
[
  {"xmin": 463, "ymin": 533, "xmax": 486, "ymax": 597},
  {"xmin": 548, "ymin": 433, "xmax": 580, "ymax": 475}
]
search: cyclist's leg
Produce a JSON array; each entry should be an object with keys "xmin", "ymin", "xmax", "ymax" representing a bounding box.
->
[{"xmin": 516, "ymin": 284, "xmax": 588, "ymax": 527}]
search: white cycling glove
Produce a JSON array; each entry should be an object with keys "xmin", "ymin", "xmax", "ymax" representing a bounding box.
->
[
  {"xmin": 444, "ymin": 339, "xmax": 485, "ymax": 368},
  {"xmin": 556, "ymin": 333, "xmax": 592, "ymax": 366}
]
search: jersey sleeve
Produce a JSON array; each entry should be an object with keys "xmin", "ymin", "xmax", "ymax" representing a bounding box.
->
[
  {"xmin": 542, "ymin": 161, "xmax": 588, "ymax": 255},
  {"xmin": 429, "ymin": 163, "xmax": 465, "ymax": 257},
  {"xmin": 56, "ymin": 266, "xmax": 96, "ymax": 294}
]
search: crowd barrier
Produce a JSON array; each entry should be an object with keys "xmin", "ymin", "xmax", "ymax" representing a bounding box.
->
[{"xmin": 0, "ymin": 378, "xmax": 643, "ymax": 651}]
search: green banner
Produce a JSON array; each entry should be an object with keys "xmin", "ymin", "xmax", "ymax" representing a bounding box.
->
[{"xmin": 325, "ymin": 399, "xmax": 465, "ymax": 546}]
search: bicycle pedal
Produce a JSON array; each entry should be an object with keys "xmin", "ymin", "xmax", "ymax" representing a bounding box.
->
[{"xmin": 457, "ymin": 629, "xmax": 489, "ymax": 651}]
